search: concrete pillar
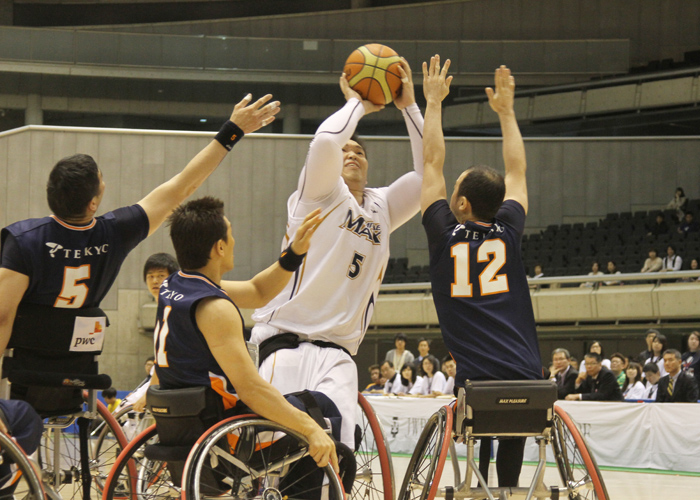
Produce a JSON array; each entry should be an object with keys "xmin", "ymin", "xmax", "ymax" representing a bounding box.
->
[
  {"xmin": 25, "ymin": 94, "xmax": 43, "ymax": 125},
  {"xmin": 282, "ymin": 103, "xmax": 300, "ymax": 134}
]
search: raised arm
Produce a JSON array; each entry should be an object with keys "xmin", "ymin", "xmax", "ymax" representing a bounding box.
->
[
  {"xmin": 138, "ymin": 94, "xmax": 280, "ymax": 236},
  {"xmin": 486, "ymin": 66, "xmax": 528, "ymax": 214},
  {"xmin": 420, "ymin": 55, "xmax": 453, "ymax": 215},
  {"xmin": 221, "ymin": 209, "xmax": 321, "ymax": 308}
]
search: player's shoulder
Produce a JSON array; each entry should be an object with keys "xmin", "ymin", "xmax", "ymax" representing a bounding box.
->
[{"xmin": 3, "ymin": 216, "xmax": 53, "ymax": 236}]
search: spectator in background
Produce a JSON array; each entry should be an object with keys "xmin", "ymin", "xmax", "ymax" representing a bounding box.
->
[
  {"xmin": 396, "ymin": 364, "xmax": 420, "ymax": 396},
  {"xmin": 643, "ymin": 362, "xmax": 661, "ymax": 399},
  {"xmin": 143, "ymin": 252, "xmax": 179, "ymax": 300},
  {"xmin": 603, "ymin": 261, "xmax": 622, "ymax": 286},
  {"xmin": 637, "ymin": 329, "xmax": 659, "ymax": 364},
  {"xmin": 410, "ymin": 355, "xmax": 446, "ymax": 397},
  {"xmin": 529, "ymin": 264, "xmax": 545, "ymax": 290},
  {"xmin": 682, "ymin": 331, "xmax": 700, "ymax": 385},
  {"xmin": 414, "ymin": 338, "xmax": 431, "ymax": 367},
  {"xmin": 579, "ymin": 341, "xmax": 610, "ymax": 374},
  {"xmin": 656, "ymin": 349, "xmax": 700, "ymax": 403},
  {"xmin": 441, "ymin": 356, "xmax": 456, "ymax": 395},
  {"xmin": 385, "ymin": 332, "xmax": 415, "ymax": 373},
  {"xmin": 566, "ymin": 352, "xmax": 623, "ymax": 401},
  {"xmin": 622, "ymin": 361, "xmax": 646, "ymax": 399},
  {"xmin": 678, "ymin": 212, "xmax": 699, "ymax": 236},
  {"xmin": 549, "ymin": 348, "xmax": 578, "ymax": 399},
  {"xmin": 680, "ymin": 258, "xmax": 699, "ymax": 282},
  {"xmin": 363, "ymin": 364, "xmax": 384, "ymax": 392},
  {"xmin": 666, "ymin": 187, "xmax": 688, "ymax": 223},
  {"xmin": 381, "ymin": 361, "xmax": 401, "ymax": 394},
  {"xmin": 102, "ymin": 387, "xmax": 121, "ymax": 413},
  {"xmin": 641, "ymin": 249, "xmax": 663, "ymax": 273},
  {"xmin": 580, "ymin": 261, "xmax": 604, "ymax": 288},
  {"xmin": 661, "ymin": 245, "xmax": 682, "ymax": 272},
  {"xmin": 644, "ymin": 333, "xmax": 668, "ymax": 377},
  {"xmin": 609, "ymin": 353, "xmax": 627, "ymax": 389},
  {"xmin": 569, "ymin": 356, "xmax": 579, "ymax": 371},
  {"xmin": 647, "ymin": 213, "xmax": 669, "ymax": 237}
]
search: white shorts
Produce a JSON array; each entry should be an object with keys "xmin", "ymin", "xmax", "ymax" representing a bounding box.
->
[{"xmin": 258, "ymin": 342, "xmax": 358, "ymax": 448}]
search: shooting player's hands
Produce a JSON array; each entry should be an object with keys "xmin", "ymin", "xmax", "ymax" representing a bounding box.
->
[
  {"xmin": 393, "ymin": 57, "xmax": 416, "ymax": 110},
  {"xmin": 290, "ymin": 208, "xmax": 322, "ymax": 256},
  {"xmin": 340, "ymin": 73, "xmax": 384, "ymax": 115},
  {"xmin": 230, "ymin": 94, "xmax": 281, "ymax": 133},
  {"xmin": 485, "ymin": 65, "xmax": 515, "ymax": 116},
  {"xmin": 306, "ymin": 424, "xmax": 339, "ymax": 473},
  {"xmin": 422, "ymin": 54, "xmax": 453, "ymax": 105}
]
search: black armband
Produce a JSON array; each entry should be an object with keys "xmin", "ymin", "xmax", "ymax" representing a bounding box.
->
[
  {"xmin": 214, "ymin": 120, "xmax": 244, "ymax": 151},
  {"xmin": 278, "ymin": 244, "xmax": 306, "ymax": 272}
]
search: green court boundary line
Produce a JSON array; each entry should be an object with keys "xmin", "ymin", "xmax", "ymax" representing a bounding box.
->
[{"xmin": 389, "ymin": 453, "xmax": 700, "ymax": 477}]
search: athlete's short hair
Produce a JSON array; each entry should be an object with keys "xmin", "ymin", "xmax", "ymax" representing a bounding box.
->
[
  {"xmin": 584, "ymin": 352, "xmax": 602, "ymax": 364},
  {"xmin": 142, "ymin": 253, "xmax": 179, "ymax": 282},
  {"xmin": 47, "ymin": 154, "xmax": 101, "ymax": 219},
  {"xmin": 381, "ymin": 360, "xmax": 394, "ymax": 369},
  {"xmin": 169, "ymin": 196, "xmax": 227, "ymax": 271},
  {"xmin": 642, "ymin": 362, "xmax": 659, "ymax": 374},
  {"xmin": 552, "ymin": 348, "xmax": 571, "ymax": 359},
  {"xmin": 458, "ymin": 165, "xmax": 506, "ymax": 221}
]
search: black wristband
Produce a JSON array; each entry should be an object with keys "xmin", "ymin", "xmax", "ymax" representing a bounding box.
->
[
  {"xmin": 214, "ymin": 120, "xmax": 244, "ymax": 151},
  {"xmin": 278, "ymin": 244, "xmax": 306, "ymax": 272}
]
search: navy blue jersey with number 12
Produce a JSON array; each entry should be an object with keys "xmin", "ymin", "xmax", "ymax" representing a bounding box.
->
[{"xmin": 422, "ymin": 199, "xmax": 542, "ymax": 387}]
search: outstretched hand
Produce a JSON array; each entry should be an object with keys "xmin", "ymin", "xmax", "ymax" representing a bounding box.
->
[
  {"xmin": 306, "ymin": 425, "xmax": 339, "ymax": 473},
  {"xmin": 485, "ymin": 65, "xmax": 515, "ymax": 115},
  {"xmin": 393, "ymin": 57, "xmax": 416, "ymax": 110},
  {"xmin": 290, "ymin": 208, "xmax": 323, "ymax": 256},
  {"xmin": 340, "ymin": 73, "xmax": 384, "ymax": 115},
  {"xmin": 230, "ymin": 94, "xmax": 281, "ymax": 134},
  {"xmin": 422, "ymin": 54, "xmax": 452, "ymax": 105}
]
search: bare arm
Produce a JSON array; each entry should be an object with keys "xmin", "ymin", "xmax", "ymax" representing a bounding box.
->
[
  {"xmin": 0, "ymin": 268, "xmax": 29, "ymax": 354},
  {"xmin": 196, "ymin": 298, "xmax": 338, "ymax": 471},
  {"xmin": 138, "ymin": 94, "xmax": 281, "ymax": 236},
  {"xmin": 486, "ymin": 66, "xmax": 528, "ymax": 214},
  {"xmin": 221, "ymin": 209, "xmax": 321, "ymax": 308},
  {"xmin": 420, "ymin": 55, "xmax": 453, "ymax": 215}
]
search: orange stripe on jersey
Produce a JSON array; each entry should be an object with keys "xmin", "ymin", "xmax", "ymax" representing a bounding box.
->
[
  {"xmin": 178, "ymin": 272, "xmax": 229, "ymax": 296},
  {"xmin": 474, "ymin": 221, "xmax": 492, "ymax": 228},
  {"xmin": 209, "ymin": 374, "xmax": 238, "ymax": 410},
  {"xmin": 50, "ymin": 215, "xmax": 97, "ymax": 230}
]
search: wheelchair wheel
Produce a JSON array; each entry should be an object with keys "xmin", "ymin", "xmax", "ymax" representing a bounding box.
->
[
  {"xmin": 0, "ymin": 430, "xmax": 45, "ymax": 500},
  {"xmin": 354, "ymin": 393, "xmax": 394, "ymax": 500},
  {"xmin": 102, "ymin": 424, "xmax": 173, "ymax": 500},
  {"xmin": 551, "ymin": 405, "xmax": 609, "ymax": 500},
  {"xmin": 397, "ymin": 406, "xmax": 452, "ymax": 500},
  {"xmin": 182, "ymin": 415, "xmax": 345, "ymax": 500}
]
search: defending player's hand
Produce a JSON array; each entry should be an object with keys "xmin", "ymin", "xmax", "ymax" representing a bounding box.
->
[
  {"xmin": 393, "ymin": 57, "xmax": 416, "ymax": 110},
  {"xmin": 229, "ymin": 93, "xmax": 281, "ymax": 134},
  {"xmin": 132, "ymin": 394, "xmax": 147, "ymax": 413},
  {"xmin": 422, "ymin": 54, "xmax": 453, "ymax": 105},
  {"xmin": 340, "ymin": 73, "xmax": 384, "ymax": 115},
  {"xmin": 290, "ymin": 208, "xmax": 323, "ymax": 256},
  {"xmin": 306, "ymin": 425, "xmax": 339, "ymax": 473},
  {"xmin": 485, "ymin": 65, "xmax": 516, "ymax": 116}
]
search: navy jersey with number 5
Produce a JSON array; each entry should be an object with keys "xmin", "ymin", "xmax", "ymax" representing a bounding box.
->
[{"xmin": 422, "ymin": 199, "xmax": 542, "ymax": 387}]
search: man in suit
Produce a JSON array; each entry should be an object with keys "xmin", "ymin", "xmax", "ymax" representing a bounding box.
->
[
  {"xmin": 656, "ymin": 349, "xmax": 700, "ymax": 403},
  {"xmin": 566, "ymin": 352, "xmax": 623, "ymax": 401},
  {"xmin": 549, "ymin": 348, "xmax": 578, "ymax": 399}
]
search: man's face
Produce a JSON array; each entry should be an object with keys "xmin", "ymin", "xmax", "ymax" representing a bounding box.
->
[
  {"xmin": 585, "ymin": 357, "xmax": 602, "ymax": 377},
  {"xmin": 341, "ymin": 140, "xmax": 369, "ymax": 188},
  {"xmin": 534, "ymin": 265, "xmax": 542, "ymax": 275},
  {"xmin": 664, "ymin": 354, "xmax": 681, "ymax": 376},
  {"xmin": 145, "ymin": 267, "xmax": 171, "ymax": 300},
  {"xmin": 552, "ymin": 353, "xmax": 569, "ymax": 371},
  {"xmin": 418, "ymin": 341, "xmax": 429, "ymax": 356},
  {"xmin": 370, "ymin": 369, "xmax": 380, "ymax": 383},
  {"xmin": 685, "ymin": 213, "xmax": 693, "ymax": 223},
  {"xmin": 610, "ymin": 356, "xmax": 625, "ymax": 375},
  {"xmin": 443, "ymin": 360, "xmax": 457, "ymax": 378},
  {"xmin": 395, "ymin": 339, "xmax": 406, "ymax": 350},
  {"xmin": 144, "ymin": 360, "xmax": 155, "ymax": 375},
  {"xmin": 645, "ymin": 370, "xmax": 660, "ymax": 385},
  {"xmin": 667, "ymin": 246, "xmax": 674, "ymax": 257},
  {"xmin": 380, "ymin": 363, "xmax": 395, "ymax": 380}
]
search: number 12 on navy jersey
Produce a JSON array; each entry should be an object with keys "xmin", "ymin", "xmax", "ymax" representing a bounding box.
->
[{"xmin": 451, "ymin": 239, "xmax": 509, "ymax": 297}]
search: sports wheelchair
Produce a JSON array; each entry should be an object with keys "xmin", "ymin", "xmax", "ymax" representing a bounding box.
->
[
  {"xmin": 398, "ymin": 380, "xmax": 609, "ymax": 500},
  {"xmin": 355, "ymin": 392, "xmax": 394, "ymax": 500},
  {"xmin": 0, "ymin": 427, "xmax": 45, "ymax": 500}
]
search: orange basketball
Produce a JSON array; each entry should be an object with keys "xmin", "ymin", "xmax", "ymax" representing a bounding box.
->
[{"xmin": 343, "ymin": 44, "xmax": 402, "ymax": 105}]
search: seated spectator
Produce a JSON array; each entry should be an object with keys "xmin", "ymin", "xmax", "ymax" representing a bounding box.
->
[
  {"xmin": 640, "ymin": 249, "xmax": 663, "ymax": 273},
  {"xmin": 566, "ymin": 352, "xmax": 623, "ymax": 401},
  {"xmin": 682, "ymin": 331, "xmax": 700, "ymax": 385},
  {"xmin": 656, "ymin": 350, "xmax": 700, "ymax": 403},
  {"xmin": 102, "ymin": 387, "xmax": 122, "ymax": 413},
  {"xmin": 569, "ymin": 356, "xmax": 579, "ymax": 371},
  {"xmin": 609, "ymin": 353, "xmax": 627, "ymax": 389},
  {"xmin": 661, "ymin": 245, "xmax": 682, "ymax": 272},
  {"xmin": 637, "ymin": 328, "xmax": 659, "ymax": 364},
  {"xmin": 439, "ymin": 356, "xmax": 457, "ymax": 396},
  {"xmin": 580, "ymin": 261, "xmax": 604, "ymax": 288},
  {"xmin": 414, "ymin": 338, "xmax": 431, "ymax": 367},
  {"xmin": 667, "ymin": 187, "xmax": 689, "ymax": 223},
  {"xmin": 647, "ymin": 213, "xmax": 669, "ymax": 237},
  {"xmin": 549, "ymin": 348, "xmax": 578, "ymax": 399},
  {"xmin": 381, "ymin": 361, "xmax": 401, "ymax": 394},
  {"xmin": 409, "ymin": 355, "xmax": 446, "ymax": 397},
  {"xmin": 603, "ymin": 260, "xmax": 622, "ymax": 286},
  {"xmin": 363, "ymin": 364, "xmax": 385, "ymax": 393},
  {"xmin": 680, "ymin": 258, "xmax": 700, "ymax": 282},
  {"xmin": 644, "ymin": 333, "xmax": 668, "ymax": 377},
  {"xmin": 622, "ymin": 362, "xmax": 646, "ymax": 399},
  {"xmin": 396, "ymin": 364, "xmax": 420, "ymax": 396},
  {"xmin": 579, "ymin": 341, "xmax": 611, "ymax": 374},
  {"xmin": 643, "ymin": 362, "xmax": 661, "ymax": 399},
  {"xmin": 678, "ymin": 212, "xmax": 699, "ymax": 236},
  {"xmin": 385, "ymin": 333, "xmax": 415, "ymax": 373},
  {"xmin": 529, "ymin": 264, "xmax": 545, "ymax": 290}
]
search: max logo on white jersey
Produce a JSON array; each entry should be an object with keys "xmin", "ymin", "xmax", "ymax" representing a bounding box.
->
[
  {"xmin": 339, "ymin": 209, "xmax": 381, "ymax": 244},
  {"xmin": 46, "ymin": 242, "xmax": 109, "ymax": 259}
]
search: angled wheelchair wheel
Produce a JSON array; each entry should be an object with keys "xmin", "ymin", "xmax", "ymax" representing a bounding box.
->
[
  {"xmin": 181, "ymin": 415, "xmax": 345, "ymax": 500},
  {"xmin": 397, "ymin": 406, "xmax": 452, "ymax": 500},
  {"xmin": 551, "ymin": 405, "xmax": 609, "ymax": 500},
  {"xmin": 0, "ymin": 430, "xmax": 45, "ymax": 500},
  {"xmin": 354, "ymin": 393, "xmax": 394, "ymax": 500}
]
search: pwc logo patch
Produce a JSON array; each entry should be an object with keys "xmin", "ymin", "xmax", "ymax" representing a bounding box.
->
[{"xmin": 69, "ymin": 316, "xmax": 106, "ymax": 352}]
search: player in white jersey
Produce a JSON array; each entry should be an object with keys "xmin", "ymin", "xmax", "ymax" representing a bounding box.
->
[{"xmin": 251, "ymin": 59, "xmax": 424, "ymax": 447}]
